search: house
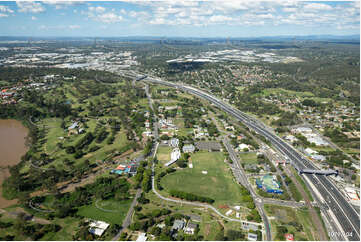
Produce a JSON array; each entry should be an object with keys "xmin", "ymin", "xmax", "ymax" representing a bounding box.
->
[
  {"xmin": 172, "ymin": 220, "xmax": 185, "ymax": 231},
  {"xmin": 183, "ymin": 144, "xmax": 195, "ymax": 153},
  {"xmin": 145, "ymin": 120, "xmax": 150, "ymax": 128},
  {"xmin": 292, "ymin": 127, "xmax": 312, "ymax": 134},
  {"xmin": 305, "ymin": 148, "xmax": 318, "ymax": 156},
  {"xmin": 310, "ymin": 154, "xmax": 326, "ymax": 162},
  {"xmin": 68, "ymin": 121, "xmax": 78, "ymax": 130},
  {"xmin": 136, "ymin": 232, "xmax": 147, "ymax": 242},
  {"xmin": 170, "ymin": 138, "xmax": 179, "ymax": 148},
  {"xmin": 245, "ymin": 164, "xmax": 258, "ymax": 171},
  {"xmin": 284, "ymin": 135, "xmax": 298, "ymax": 143},
  {"xmin": 238, "ymin": 143, "xmax": 249, "ymax": 151},
  {"xmin": 184, "ymin": 222, "xmax": 198, "ymax": 235},
  {"xmin": 242, "ymin": 222, "xmax": 259, "ymax": 231},
  {"xmin": 88, "ymin": 220, "xmax": 110, "ymax": 237},
  {"xmin": 285, "ymin": 233, "xmax": 294, "ymax": 241},
  {"xmin": 248, "ymin": 232, "xmax": 258, "ymax": 241},
  {"xmin": 225, "ymin": 210, "xmax": 233, "ymax": 216}
]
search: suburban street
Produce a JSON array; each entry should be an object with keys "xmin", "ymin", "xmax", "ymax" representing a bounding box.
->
[
  {"xmin": 112, "ymin": 189, "xmax": 142, "ymax": 241},
  {"xmin": 223, "ymin": 137, "xmax": 271, "ymax": 241},
  {"xmin": 142, "ymin": 76, "xmax": 360, "ymax": 241},
  {"xmin": 144, "ymin": 82, "xmax": 264, "ymax": 233}
]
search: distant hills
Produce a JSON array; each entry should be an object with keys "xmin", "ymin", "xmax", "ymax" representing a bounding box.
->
[{"xmin": 0, "ymin": 34, "xmax": 359, "ymax": 43}]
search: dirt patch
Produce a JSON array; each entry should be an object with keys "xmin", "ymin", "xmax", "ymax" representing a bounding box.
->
[
  {"xmin": 204, "ymin": 224, "xmax": 211, "ymax": 237},
  {"xmin": 218, "ymin": 204, "xmax": 229, "ymax": 209},
  {"xmin": 60, "ymin": 171, "xmax": 100, "ymax": 193}
]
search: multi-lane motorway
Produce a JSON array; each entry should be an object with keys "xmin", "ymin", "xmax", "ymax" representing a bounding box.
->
[{"xmin": 143, "ymin": 77, "xmax": 360, "ymax": 241}]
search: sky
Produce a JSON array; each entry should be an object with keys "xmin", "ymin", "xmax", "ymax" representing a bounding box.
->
[{"xmin": 0, "ymin": 0, "xmax": 359, "ymax": 37}]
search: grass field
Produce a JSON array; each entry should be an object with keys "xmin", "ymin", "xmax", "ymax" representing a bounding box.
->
[
  {"xmin": 156, "ymin": 146, "xmax": 172, "ymax": 165},
  {"xmin": 290, "ymin": 167, "xmax": 314, "ymax": 202},
  {"xmin": 262, "ymin": 88, "xmax": 314, "ymax": 98},
  {"xmin": 160, "ymin": 151, "xmax": 243, "ymax": 205},
  {"xmin": 238, "ymin": 152, "xmax": 258, "ymax": 165},
  {"xmin": 40, "ymin": 217, "xmax": 80, "ymax": 241},
  {"xmin": 76, "ymin": 198, "xmax": 132, "ymax": 225},
  {"xmin": 264, "ymin": 204, "xmax": 317, "ymax": 241}
]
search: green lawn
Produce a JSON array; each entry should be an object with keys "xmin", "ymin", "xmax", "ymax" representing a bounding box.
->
[
  {"xmin": 156, "ymin": 146, "xmax": 172, "ymax": 165},
  {"xmin": 238, "ymin": 152, "xmax": 258, "ymax": 165},
  {"xmin": 262, "ymin": 88, "xmax": 314, "ymax": 98},
  {"xmin": 177, "ymin": 127, "xmax": 193, "ymax": 136},
  {"xmin": 40, "ymin": 217, "xmax": 80, "ymax": 241},
  {"xmin": 291, "ymin": 167, "xmax": 314, "ymax": 202},
  {"xmin": 77, "ymin": 198, "xmax": 132, "ymax": 225},
  {"xmin": 264, "ymin": 205, "xmax": 317, "ymax": 241},
  {"xmin": 160, "ymin": 151, "xmax": 243, "ymax": 205}
]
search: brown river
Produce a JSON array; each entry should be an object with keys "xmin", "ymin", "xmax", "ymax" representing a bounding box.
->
[{"xmin": 0, "ymin": 119, "xmax": 29, "ymax": 208}]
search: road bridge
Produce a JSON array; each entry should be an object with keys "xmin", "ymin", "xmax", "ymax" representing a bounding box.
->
[{"xmin": 300, "ymin": 169, "xmax": 338, "ymax": 176}]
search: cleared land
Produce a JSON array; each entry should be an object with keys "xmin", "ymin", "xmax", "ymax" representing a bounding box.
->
[{"xmin": 264, "ymin": 204, "xmax": 319, "ymax": 241}]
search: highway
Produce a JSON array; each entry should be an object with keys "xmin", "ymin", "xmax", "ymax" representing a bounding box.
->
[{"xmin": 143, "ymin": 77, "xmax": 360, "ymax": 241}]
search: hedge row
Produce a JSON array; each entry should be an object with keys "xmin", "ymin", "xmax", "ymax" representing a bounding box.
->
[{"xmin": 169, "ymin": 190, "xmax": 214, "ymax": 204}]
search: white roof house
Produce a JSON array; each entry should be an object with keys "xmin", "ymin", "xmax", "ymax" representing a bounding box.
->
[
  {"xmin": 172, "ymin": 220, "xmax": 185, "ymax": 231},
  {"xmin": 136, "ymin": 232, "xmax": 147, "ymax": 242},
  {"xmin": 305, "ymin": 148, "xmax": 318, "ymax": 156},
  {"xmin": 68, "ymin": 121, "xmax": 78, "ymax": 130},
  {"xmin": 184, "ymin": 222, "xmax": 198, "ymax": 235},
  {"xmin": 88, "ymin": 220, "xmax": 110, "ymax": 237},
  {"xmin": 248, "ymin": 233, "xmax": 258, "ymax": 241},
  {"xmin": 238, "ymin": 143, "xmax": 249, "ymax": 150},
  {"xmin": 293, "ymin": 127, "xmax": 312, "ymax": 133},
  {"xmin": 170, "ymin": 138, "xmax": 179, "ymax": 148},
  {"xmin": 311, "ymin": 154, "xmax": 326, "ymax": 161}
]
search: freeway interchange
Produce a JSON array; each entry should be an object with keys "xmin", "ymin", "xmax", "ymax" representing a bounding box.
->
[{"xmin": 141, "ymin": 76, "xmax": 360, "ymax": 241}]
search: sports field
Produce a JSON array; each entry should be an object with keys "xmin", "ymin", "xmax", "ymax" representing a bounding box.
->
[{"xmin": 160, "ymin": 151, "xmax": 243, "ymax": 205}]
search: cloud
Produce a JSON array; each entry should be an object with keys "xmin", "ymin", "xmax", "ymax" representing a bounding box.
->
[
  {"xmin": 16, "ymin": 1, "xmax": 45, "ymax": 13},
  {"xmin": 304, "ymin": 3, "xmax": 332, "ymax": 11},
  {"xmin": 209, "ymin": 15, "xmax": 233, "ymax": 23},
  {"xmin": 0, "ymin": 5, "xmax": 14, "ymax": 13},
  {"xmin": 149, "ymin": 17, "xmax": 166, "ymax": 25},
  {"xmin": 85, "ymin": 5, "xmax": 124, "ymax": 23},
  {"xmin": 43, "ymin": 1, "xmax": 82, "ymax": 10},
  {"xmin": 89, "ymin": 6, "xmax": 105, "ymax": 13},
  {"xmin": 282, "ymin": 7, "xmax": 297, "ymax": 13},
  {"xmin": 69, "ymin": 24, "xmax": 80, "ymax": 29},
  {"xmin": 96, "ymin": 12, "xmax": 123, "ymax": 23},
  {"xmin": 31, "ymin": 16, "xmax": 37, "ymax": 20}
]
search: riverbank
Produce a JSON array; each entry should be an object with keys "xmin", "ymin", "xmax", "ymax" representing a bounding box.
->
[{"xmin": 0, "ymin": 119, "xmax": 29, "ymax": 208}]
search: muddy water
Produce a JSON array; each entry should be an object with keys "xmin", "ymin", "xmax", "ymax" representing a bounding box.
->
[{"xmin": 0, "ymin": 119, "xmax": 29, "ymax": 208}]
